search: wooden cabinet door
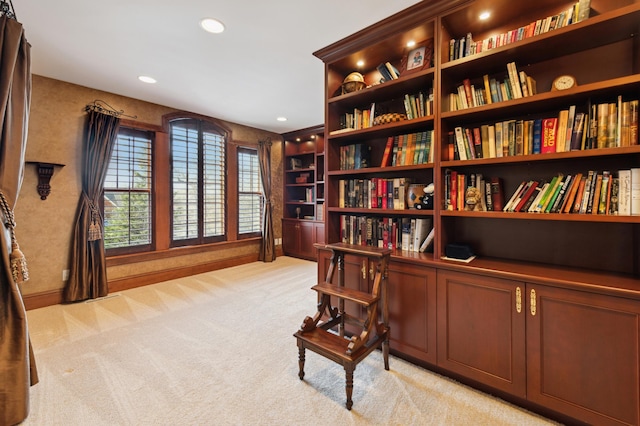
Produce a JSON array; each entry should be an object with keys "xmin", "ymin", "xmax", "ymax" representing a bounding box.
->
[
  {"xmin": 298, "ymin": 221, "xmax": 315, "ymax": 259},
  {"xmin": 388, "ymin": 261, "xmax": 437, "ymax": 364},
  {"xmin": 527, "ymin": 284, "xmax": 640, "ymax": 426},
  {"xmin": 282, "ymin": 219, "xmax": 299, "ymax": 256},
  {"xmin": 314, "ymin": 222, "xmax": 325, "ymax": 245},
  {"xmin": 437, "ymin": 270, "xmax": 526, "ymax": 397}
]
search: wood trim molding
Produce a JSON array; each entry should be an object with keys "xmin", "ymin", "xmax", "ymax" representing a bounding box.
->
[
  {"xmin": 24, "ymin": 251, "xmax": 285, "ymax": 310},
  {"xmin": 23, "ymin": 290, "xmax": 64, "ymax": 311},
  {"xmin": 106, "ymin": 238, "xmax": 261, "ymax": 267},
  {"xmin": 313, "ymin": 0, "xmax": 467, "ymax": 63},
  {"xmin": 107, "ymin": 253, "xmax": 260, "ymax": 293}
]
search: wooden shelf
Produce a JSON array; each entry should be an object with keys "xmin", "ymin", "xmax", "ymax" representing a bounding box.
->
[
  {"xmin": 314, "ymin": 1, "xmax": 640, "ymax": 423},
  {"xmin": 440, "ymin": 209, "xmax": 640, "ymax": 223},
  {"xmin": 282, "ymin": 126, "xmax": 326, "ymax": 260}
]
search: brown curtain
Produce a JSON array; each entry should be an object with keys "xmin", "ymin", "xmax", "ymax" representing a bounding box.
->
[
  {"xmin": 64, "ymin": 110, "xmax": 120, "ymax": 302},
  {"xmin": 258, "ymin": 138, "xmax": 275, "ymax": 262},
  {"xmin": 0, "ymin": 12, "xmax": 37, "ymax": 426}
]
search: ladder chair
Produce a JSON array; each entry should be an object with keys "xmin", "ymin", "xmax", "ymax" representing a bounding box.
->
[{"xmin": 293, "ymin": 243, "xmax": 391, "ymax": 410}]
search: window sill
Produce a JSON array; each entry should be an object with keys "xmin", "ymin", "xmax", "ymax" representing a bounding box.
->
[{"xmin": 106, "ymin": 237, "xmax": 262, "ymax": 267}]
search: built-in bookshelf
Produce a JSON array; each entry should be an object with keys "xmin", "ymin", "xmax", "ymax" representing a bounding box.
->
[
  {"xmin": 282, "ymin": 125, "xmax": 325, "ymax": 260},
  {"xmin": 313, "ymin": 1, "xmax": 640, "ymax": 424}
]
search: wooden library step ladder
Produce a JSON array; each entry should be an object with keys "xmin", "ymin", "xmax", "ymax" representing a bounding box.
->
[{"xmin": 293, "ymin": 243, "xmax": 391, "ymax": 410}]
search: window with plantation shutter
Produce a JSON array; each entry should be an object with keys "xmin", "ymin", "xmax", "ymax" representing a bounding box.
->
[
  {"xmin": 238, "ymin": 147, "xmax": 263, "ymax": 237},
  {"xmin": 170, "ymin": 118, "xmax": 226, "ymax": 246},
  {"xmin": 103, "ymin": 127, "xmax": 153, "ymax": 254}
]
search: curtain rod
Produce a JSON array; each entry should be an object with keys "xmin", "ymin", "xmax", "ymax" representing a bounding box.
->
[
  {"xmin": 0, "ymin": 0, "xmax": 16, "ymax": 20},
  {"xmin": 85, "ymin": 100, "xmax": 137, "ymax": 119}
]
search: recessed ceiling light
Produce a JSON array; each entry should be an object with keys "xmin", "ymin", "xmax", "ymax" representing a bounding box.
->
[
  {"xmin": 406, "ymin": 40, "xmax": 416, "ymax": 48},
  {"xmin": 356, "ymin": 60, "xmax": 364, "ymax": 67},
  {"xmin": 200, "ymin": 18, "xmax": 225, "ymax": 34},
  {"xmin": 277, "ymin": 117, "xmax": 287, "ymax": 122},
  {"xmin": 138, "ymin": 75, "xmax": 157, "ymax": 84},
  {"xmin": 479, "ymin": 11, "xmax": 491, "ymax": 20}
]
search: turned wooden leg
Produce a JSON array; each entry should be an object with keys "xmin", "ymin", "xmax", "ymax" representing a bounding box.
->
[
  {"xmin": 297, "ymin": 342, "xmax": 306, "ymax": 380},
  {"xmin": 344, "ymin": 365, "xmax": 354, "ymax": 410},
  {"xmin": 383, "ymin": 339, "xmax": 390, "ymax": 371}
]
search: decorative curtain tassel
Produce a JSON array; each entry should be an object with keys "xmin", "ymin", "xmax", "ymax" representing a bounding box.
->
[
  {"xmin": 88, "ymin": 201, "xmax": 103, "ymax": 241},
  {"xmin": 0, "ymin": 189, "xmax": 29, "ymax": 284},
  {"xmin": 88, "ymin": 220, "xmax": 102, "ymax": 241},
  {"xmin": 10, "ymin": 238, "xmax": 28, "ymax": 284}
]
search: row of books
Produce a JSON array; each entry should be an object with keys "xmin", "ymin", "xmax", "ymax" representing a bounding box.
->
[
  {"xmin": 337, "ymin": 104, "xmax": 376, "ymax": 132},
  {"xmin": 316, "ymin": 202, "xmax": 324, "ymax": 221},
  {"xmin": 447, "ymin": 98, "xmax": 639, "ymax": 160},
  {"xmin": 332, "ymin": 89, "xmax": 433, "ymax": 135},
  {"xmin": 376, "ymin": 62, "xmax": 401, "ymax": 82},
  {"xmin": 303, "ymin": 188, "xmax": 313, "ymax": 203},
  {"xmin": 444, "ymin": 169, "xmax": 640, "ymax": 215},
  {"xmin": 381, "ymin": 130, "xmax": 434, "ymax": 167},
  {"xmin": 404, "ymin": 89, "xmax": 434, "ymax": 119},
  {"xmin": 339, "ymin": 143, "xmax": 371, "ymax": 170},
  {"xmin": 340, "ymin": 215, "xmax": 435, "ymax": 252},
  {"xmin": 503, "ymin": 169, "xmax": 640, "ymax": 215},
  {"xmin": 541, "ymin": 99, "xmax": 639, "ymax": 153},
  {"xmin": 448, "ymin": 0, "xmax": 590, "ymax": 61},
  {"xmin": 339, "ymin": 177, "xmax": 415, "ymax": 210},
  {"xmin": 444, "ymin": 171, "xmax": 503, "ymax": 212},
  {"xmin": 449, "ymin": 63, "xmax": 537, "ymax": 111}
]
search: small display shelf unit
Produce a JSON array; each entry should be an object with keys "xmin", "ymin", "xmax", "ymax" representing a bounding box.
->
[{"xmin": 282, "ymin": 125, "xmax": 325, "ymax": 260}]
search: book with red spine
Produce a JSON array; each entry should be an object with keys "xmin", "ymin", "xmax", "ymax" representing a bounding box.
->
[
  {"xmin": 541, "ymin": 118, "xmax": 558, "ymax": 153},
  {"xmin": 490, "ymin": 177, "xmax": 505, "ymax": 211},
  {"xmin": 381, "ymin": 136, "xmax": 394, "ymax": 167}
]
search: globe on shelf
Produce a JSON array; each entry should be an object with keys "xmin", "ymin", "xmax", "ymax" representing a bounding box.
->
[{"xmin": 341, "ymin": 72, "xmax": 366, "ymax": 95}]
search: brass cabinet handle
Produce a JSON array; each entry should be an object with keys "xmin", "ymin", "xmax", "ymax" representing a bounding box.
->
[
  {"xmin": 530, "ymin": 288, "xmax": 537, "ymax": 316},
  {"xmin": 516, "ymin": 286, "xmax": 522, "ymax": 313},
  {"xmin": 362, "ymin": 260, "xmax": 366, "ymax": 280},
  {"xmin": 370, "ymin": 265, "xmax": 374, "ymax": 280}
]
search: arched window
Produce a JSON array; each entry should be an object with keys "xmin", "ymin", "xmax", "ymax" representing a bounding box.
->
[{"xmin": 169, "ymin": 117, "xmax": 227, "ymax": 246}]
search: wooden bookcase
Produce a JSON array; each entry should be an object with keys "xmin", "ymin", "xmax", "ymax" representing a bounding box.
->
[
  {"xmin": 314, "ymin": 1, "xmax": 640, "ymax": 424},
  {"xmin": 282, "ymin": 125, "xmax": 325, "ymax": 260}
]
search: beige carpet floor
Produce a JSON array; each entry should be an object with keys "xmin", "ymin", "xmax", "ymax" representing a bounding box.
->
[{"xmin": 23, "ymin": 256, "xmax": 560, "ymax": 425}]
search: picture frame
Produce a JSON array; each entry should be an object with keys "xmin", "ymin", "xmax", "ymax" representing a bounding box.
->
[{"xmin": 401, "ymin": 38, "xmax": 434, "ymax": 76}]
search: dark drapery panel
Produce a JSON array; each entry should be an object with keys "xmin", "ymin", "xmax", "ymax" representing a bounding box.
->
[
  {"xmin": 258, "ymin": 138, "xmax": 275, "ymax": 262},
  {"xmin": 0, "ymin": 12, "xmax": 37, "ymax": 426},
  {"xmin": 64, "ymin": 110, "xmax": 120, "ymax": 302}
]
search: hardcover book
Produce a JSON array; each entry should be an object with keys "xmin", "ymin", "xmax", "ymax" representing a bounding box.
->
[
  {"xmin": 618, "ymin": 169, "xmax": 631, "ymax": 215},
  {"xmin": 570, "ymin": 112, "xmax": 586, "ymax": 151},
  {"xmin": 541, "ymin": 118, "xmax": 557, "ymax": 153},
  {"xmin": 381, "ymin": 136, "xmax": 394, "ymax": 167},
  {"xmin": 490, "ymin": 177, "xmax": 505, "ymax": 211},
  {"xmin": 631, "ymin": 168, "xmax": 640, "ymax": 215}
]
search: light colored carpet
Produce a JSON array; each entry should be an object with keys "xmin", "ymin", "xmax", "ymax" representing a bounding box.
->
[{"xmin": 24, "ymin": 256, "xmax": 560, "ymax": 425}]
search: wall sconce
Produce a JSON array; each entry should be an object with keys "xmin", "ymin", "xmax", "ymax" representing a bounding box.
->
[{"xmin": 26, "ymin": 162, "xmax": 65, "ymax": 200}]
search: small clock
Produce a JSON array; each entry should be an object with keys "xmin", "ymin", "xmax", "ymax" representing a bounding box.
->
[{"xmin": 551, "ymin": 75, "xmax": 577, "ymax": 91}]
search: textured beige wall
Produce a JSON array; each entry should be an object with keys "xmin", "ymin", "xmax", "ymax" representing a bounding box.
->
[{"xmin": 17, "ymin": 75, "xmax": 283, "ymax": 297}]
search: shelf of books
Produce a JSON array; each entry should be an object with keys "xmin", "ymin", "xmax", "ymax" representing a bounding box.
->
[
  {"xmin": 283, "ymin": 128, "xmax": 325, "ymax": 221},
  {"xmin": 318, "ymin": 16, "xmax": 438, "ymax": 260},
  {"xmin": 282, "ymin": 126, "xmax": 326, "ymax": 260},
  {"xmin": 438, "ymin": 0, "xmax": 640, "ymax": 278},
  {"xmin": 316, "ymin": 0, "xmax": 640, "ymax": 272},
  {"xmin": 313, "ymin": 1, "xmax": 640, "ymax": 424}
]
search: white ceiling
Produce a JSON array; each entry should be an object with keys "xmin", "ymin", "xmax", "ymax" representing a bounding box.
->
[{"xmin": 16, "ymin": 0, "xmax": 421, "ymax": 134}]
